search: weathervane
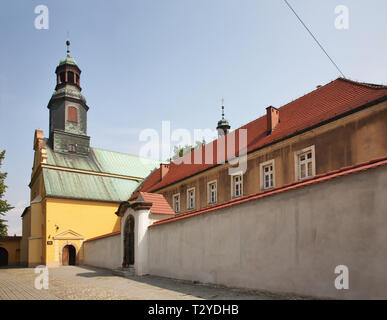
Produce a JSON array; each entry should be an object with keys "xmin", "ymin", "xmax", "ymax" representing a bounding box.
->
[
  {"xmin": 66, "ymin": 32, "xmax": 70, "ymax": 56},
  {"xmin": 221, "ymin": 98, "xmax": 225, "ymax": 120}
]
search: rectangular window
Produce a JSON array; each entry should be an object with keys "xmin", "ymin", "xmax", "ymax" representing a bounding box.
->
[
  {"xmin": 295, "ymin": 146, "xmax": 316, "ymax": 180},
  {"xmin": 263, "ymin": 163, "xmax": 274, "ymax": 190},
  {"xmin": 67, "ymin": 106, "xmax": 78, "ymax": 123},
  {"xmin": 172, "ymin": 194, "xmax": 180, "ymax": 213},
  {"xmin": 232, "ymin": 175, "xmax": 243, "ymax": 198},
  {"xmin": 208, "ymin": 181, "xmax": 217, "ymax": 204},
  {"xmin": 68, "ymin": 144, "xmax": 76, "ymax": 153},
  {"xmin": 187, "ymin": 188, "xmax": 195, "ymax": 210}
]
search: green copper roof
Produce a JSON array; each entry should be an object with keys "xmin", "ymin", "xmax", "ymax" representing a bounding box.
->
[
  {"xmin": 217, "ymin": 118, "xmax": 230, "ymax": 128},
  {"xmin": 43, "ymin": 168, "xmax": 140, "ymax": 202},
  {"xmin": 59, "ymin": 55, "xmax": 78, "ymax": 66},
  {"xmin": 42, "ymin": 141, "xmax": 161, "ymax": 202},
  {"xmin": 51, "ymin": 87, "xmax": 87, "ymax": 103},
  {"xmin": 45, "ymin": 142, "xmax": 160, "ymax": 179}
]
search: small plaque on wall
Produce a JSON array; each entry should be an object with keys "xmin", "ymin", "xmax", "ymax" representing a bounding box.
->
[{"xmin": 47, "ymin": 241, "xmax": 53, "ymax": 245}]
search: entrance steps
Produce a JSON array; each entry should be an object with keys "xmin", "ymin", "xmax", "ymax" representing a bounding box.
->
[{"xmin": 112, "ymin": 267, "xmax": 135, "ymax": 278}]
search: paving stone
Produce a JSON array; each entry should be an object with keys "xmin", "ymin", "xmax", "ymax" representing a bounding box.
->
[{"xmin": 0, "ymin": 266, "xmax": 307, "ymax": 300}]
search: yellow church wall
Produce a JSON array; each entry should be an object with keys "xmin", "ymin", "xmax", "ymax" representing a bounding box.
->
[
  {"xmin": 28, "ymin": 238, "xmax": 43, "ymax": 267},
  {"xmin": 27, "ymin": 201, "xmax": 45, "ymax": 267},
  {"xmin": 44, "ymin": 197, "xmax": 121, "ymax": 267},
  {"xmin": 30, "ymin": 171, "xmax": 44, "ymax": 202},
  {"xmin": 20, "ymin": 207, "xmax": 31, "ymax": 266},
  {"xmin": 30, "ymin": 202, "xmax": 43, "ymax": 237}
]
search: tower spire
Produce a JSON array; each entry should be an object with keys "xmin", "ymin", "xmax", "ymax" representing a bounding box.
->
[
  {"xmin": 66, "ymin": 39, "xmax": 70, "ymax": 56},
  {"xmin": 221, "ymin": 97, "xmax": 225, "ymax": 119},
  {"xmin": 216, "ymin": 98, "xmax": 230, "ymax": 137}
]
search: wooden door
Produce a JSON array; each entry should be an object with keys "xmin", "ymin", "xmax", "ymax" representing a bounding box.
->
[
  {"xmin": 128, "ymin": 232, "xmax": 134, "ymax": 265},
  {"xmin": 62, "ymin": 246, "xmax": 69, "ymax": 265},
  {"xmin": 123, "ymin": 215, "xmax": 135, "ymax": 266}
]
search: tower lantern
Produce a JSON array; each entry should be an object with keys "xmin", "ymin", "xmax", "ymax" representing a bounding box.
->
[
  {"xmin": 54, "ymin": 40, "xmax": 82, "ymax": 90},
  {"xmin": 216, "ymin": 99, "xmax": 231, "ymax": 137}
]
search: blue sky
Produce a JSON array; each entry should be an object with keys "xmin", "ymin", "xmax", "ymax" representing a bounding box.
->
[{"xmin": 1, "ymin": 0, "xmax": 386, "ymax": 235}]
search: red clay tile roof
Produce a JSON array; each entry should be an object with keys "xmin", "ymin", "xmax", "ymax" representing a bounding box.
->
[
  {"xmin": 150, "ymin": 156, "xmax": 387, "ymax": 227},
  {"xmin": 131, "ymin": 78, "xmax": 387, "ymax": 198},
  {"xmin": 139, "ymin": 192, "xmax": 174, "ymax": 215}
]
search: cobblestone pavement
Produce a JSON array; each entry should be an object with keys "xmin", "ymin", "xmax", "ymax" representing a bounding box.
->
[{"xmin": 0, "ymin": 266, "xmax": 305, "ymax": 300}]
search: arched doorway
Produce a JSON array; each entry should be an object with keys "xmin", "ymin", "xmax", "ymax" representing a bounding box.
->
[
  {"xmin": 123, "ymin": 215, "xmax": 135, "ymax": 267},
  {"xmin": 62, "ymin": 245, "xmax": 76, "ymax": 265},
  {"xmin": 0, "ymin": 247, "xmax": 8, "ymax": 266}
]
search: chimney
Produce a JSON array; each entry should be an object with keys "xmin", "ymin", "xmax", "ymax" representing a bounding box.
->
[
  {"xmin": 160, "ymin": 163, "xmax": 170, "ymax": 180},
  {"xmin": 34, "ymin": 129, "xmax": 44, "ymax": 150},
  {"xmin": 266, "ymin": 106, "xmax": 280, "ymax": 134},
  {"xmin": 33, "ymin": 128, "xmax": 47, "ymax": 163}
]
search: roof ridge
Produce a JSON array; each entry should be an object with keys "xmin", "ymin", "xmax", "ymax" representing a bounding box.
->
[
  {"xmin": 129, "ymin": 167, "xmax": 160, "ymax": 199},
  {"xmin": 239, "ymin": 77, "xmax": 387, "ymax": 131},
  {"xmin": 185, "ymin": 77, "xmax": 387, "ymax": 152},
  {"xmin": 166, "ymin": 79, "xmax": 360, "ymax": 170},
  {"xmin": 338, "ymin": 77, "xmax": 387, "ymax": 89},
  {"xmin": 91, "ymin": 146, "xmax": 161, "ymax": 162},
  {"xmin": 138, "ymin": 77, "xmax": 387, "ymax": 194}
]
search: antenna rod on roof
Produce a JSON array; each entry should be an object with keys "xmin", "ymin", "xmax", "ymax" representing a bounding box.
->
[{"xmin": 283, "ymin": 0, "xmax": 346, "ymax": 78}]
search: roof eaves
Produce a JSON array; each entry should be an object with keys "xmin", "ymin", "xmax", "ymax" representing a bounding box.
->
[
  {"xmin": 45, "ymin": 194, "xmax": 122, "ymax": 204},
  {"xmin": 21, "ymin": 206, "xmax": 31, "ymax": 217}
]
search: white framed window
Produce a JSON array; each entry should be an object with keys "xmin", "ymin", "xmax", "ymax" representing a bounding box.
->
[
  {"xmin": 207, "ymin": 180, "xmax": 217, "ymax": 204},
  {"xmin": 294, "ymin": 145, "xmax": 316, "ymax": 180},
  {"xmin": 187, "ymin": 187, "xmax": 195, "ymax": 210},
  {"xmin": 172, "ymin": 193, "xmax": 180, "ymax": 213},
  {"xmin": 260, "ymin": 159, "xmax": 275, "ymax": 190},
  {"xmin": 231, "ymin": 174, "xmax": 243, "ymax": 198}
]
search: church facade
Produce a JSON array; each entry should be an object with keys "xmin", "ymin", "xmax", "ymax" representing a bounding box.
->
[{"xmin": 20, "ymin": 44, "xmax": 160, "ymax": 267}]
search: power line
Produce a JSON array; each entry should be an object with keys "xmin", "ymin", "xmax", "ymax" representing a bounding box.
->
[{"xmin": 283, "ymin": 0, "xmax": 346, "ymax": 78}]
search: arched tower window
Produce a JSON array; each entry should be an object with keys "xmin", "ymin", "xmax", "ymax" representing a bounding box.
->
[
  {"xmin": 68, "ymin": 71, "xmax": 75, "ymax": 84},
  {"xmin": 60, "ymin": 72, "xmax": 66, "ymax": 83},
  {"xmin": 67, "ymin": 106, "xmax": 78, "ymax": 123}
]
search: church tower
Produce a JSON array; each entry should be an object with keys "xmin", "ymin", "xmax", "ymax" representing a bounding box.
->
[
  {"xmin": 47, "ymin": 40, "xmax": 90, "ymax": 156},
  {"xmin": 216, "ymin": 100, "xmax": 230, "ymax": 137}
]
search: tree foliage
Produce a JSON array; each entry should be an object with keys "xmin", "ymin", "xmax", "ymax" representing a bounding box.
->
[
  {"xmin": 171, "ymin": 140, "xmax": 205, "ymax": 161},
  {"xmin": 0, "ymin": 150, "xmax": 13, "ymax": 237}
]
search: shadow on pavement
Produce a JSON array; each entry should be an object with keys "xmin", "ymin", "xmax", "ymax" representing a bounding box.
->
[{"xmin": 74, "ymin": 265, "xmax": 293, "ymax": 300}]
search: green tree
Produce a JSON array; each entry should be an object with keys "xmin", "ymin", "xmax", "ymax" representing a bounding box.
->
[
  {"xmin": 0, "ymin": 150, "xmax": 13, "ymax": 237},
  {"xmin": 171, "ymin": 140, "xmax": 205, "ymax": 161}
]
